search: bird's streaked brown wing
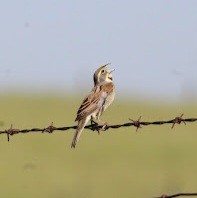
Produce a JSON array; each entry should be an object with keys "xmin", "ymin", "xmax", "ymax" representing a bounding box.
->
[
  {"xmin": 75, "ymin": 86, "xmax": 101, "ymax": 121},
  {"xmin": 75, "ymin": 82, "xmax": 114, "ymax": 122}
]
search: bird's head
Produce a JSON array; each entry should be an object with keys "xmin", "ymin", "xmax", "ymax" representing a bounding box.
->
[{"xmin": 93, "ymin": 63, "xmax": 114, "ymax": 85}]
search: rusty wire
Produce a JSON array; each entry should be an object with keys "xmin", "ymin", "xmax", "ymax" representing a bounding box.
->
[
  {"xmin": 1, "ymin": 114, "xmax": 197, "ymax": 198},
  {"xmin": 154, "ymin": 192, "xmax": 197, "ymax": 198},
  {"xmin": 0, "ymin": 114, "xmax": 196, "ymax": 142}
]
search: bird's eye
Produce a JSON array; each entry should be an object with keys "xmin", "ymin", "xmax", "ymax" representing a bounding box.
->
[{"xmin": 101, "ymin": 70, "xmax": 105, "ymax": 74}]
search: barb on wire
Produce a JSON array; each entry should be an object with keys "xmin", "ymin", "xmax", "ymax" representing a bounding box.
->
[
  {"xmin": 171, "ymin": 113, "xmax": 186, "ymax": 129},
  {"xmin": 0, "ymin": 114, "xmax": 197, "ymax": 142},
  {"xmin": 129, "ymin": 116, "xmax": 142, "ymax": 131},
  {"xmin": 154, "ymin": 192, "xmax": 197, "ymax": 198}
]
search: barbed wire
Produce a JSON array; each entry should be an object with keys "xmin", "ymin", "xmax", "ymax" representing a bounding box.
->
[
  {"xmin": 1, "ymin": 114, "xmax": 197, "ymax": 197},
  {"xmin": 0, "ymin": 114, "xmax": 196, "ymax": 142},
  {"xmin": 154, "ymin": 192, "xmax": 197, "ymax": 198}
]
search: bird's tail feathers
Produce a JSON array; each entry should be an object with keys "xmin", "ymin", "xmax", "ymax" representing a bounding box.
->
[{"xmin": 71, "ymin": 118, "xmax": 89, "ymax": 148}]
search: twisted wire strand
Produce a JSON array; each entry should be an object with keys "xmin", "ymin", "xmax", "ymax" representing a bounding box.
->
[{"xmin": 0, "ymin": 114, "xmax": 196, "ymax": 142}]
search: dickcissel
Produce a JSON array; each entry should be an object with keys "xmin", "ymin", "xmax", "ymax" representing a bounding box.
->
[{"xmin": 71, "ymin": 64, "xmax": 115, "ymax": 148}]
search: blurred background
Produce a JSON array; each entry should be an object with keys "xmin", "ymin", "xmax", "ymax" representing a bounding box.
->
[{"xmin": 0, "ymin": 1, "xmax": 197, "ymax": 197}]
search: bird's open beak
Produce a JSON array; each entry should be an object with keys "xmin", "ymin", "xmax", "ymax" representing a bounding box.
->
[
  {"xmin": 103, "ymin": 63, "xmax": 111, "ymax": 67},
  {"xmin": 109, "ymin": 69, "xmax": 115, "ymax": 74}
]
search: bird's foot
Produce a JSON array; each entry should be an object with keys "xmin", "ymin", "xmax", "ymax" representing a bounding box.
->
[{"xmin": 90, "ymin": 119, "xmax": 100, "ymax": 134}]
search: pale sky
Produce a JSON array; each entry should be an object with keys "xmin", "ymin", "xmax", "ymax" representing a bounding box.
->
[{"xmin": 0, "ymin": 0, "xmax": 197, "ymax": 101}]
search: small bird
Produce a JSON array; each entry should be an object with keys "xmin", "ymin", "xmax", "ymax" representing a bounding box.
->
[{"xmin": 71, "ymin": 64, "xmax": 115, "ymax": 148}]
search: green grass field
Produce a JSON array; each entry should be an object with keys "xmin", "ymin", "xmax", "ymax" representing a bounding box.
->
[{"xmin": 0, "ymin": 94, "xmax": 196, "ymax": 198}]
